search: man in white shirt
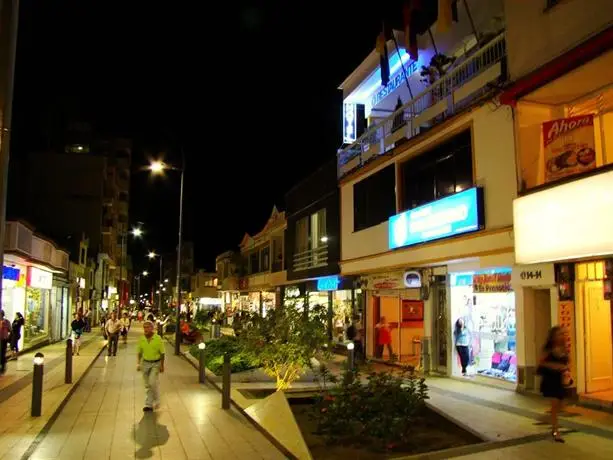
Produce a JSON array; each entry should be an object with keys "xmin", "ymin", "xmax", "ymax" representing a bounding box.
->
[{"xmin": 105, "ymin": 311, "xmax": 122, "ymax": 356}]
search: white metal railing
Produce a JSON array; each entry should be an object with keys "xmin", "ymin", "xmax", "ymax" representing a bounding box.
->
[
  {"xmin": 338, "ymin": 33, "xmax": 507, "ymax": 178},
  {"xmin": 293, "ymin": 245, "xmax": 329, "ymax": 271}
]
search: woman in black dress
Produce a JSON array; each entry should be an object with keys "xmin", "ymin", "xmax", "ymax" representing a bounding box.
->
[
  {"xmin": 10, "ymin": 312, "xmax": 24, "ymax": 357},
  {"xmin": 539, "ymin": 326, "xmax": 570, "ymax": 443}
]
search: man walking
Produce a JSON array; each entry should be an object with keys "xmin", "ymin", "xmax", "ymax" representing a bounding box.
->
[
  {"xmin": 105, "ymin": 311, "xmax": 122, "ymax": 356},
  {"xmin": 136, "ymin": 320, "xmax": 165, "ymax": 412}
]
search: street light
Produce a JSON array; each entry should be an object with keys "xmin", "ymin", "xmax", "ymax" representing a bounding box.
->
[
  {"xmin": 131, "ymin": 227, "xmax": 143, "ymax": 238},
  {"xmin": 142, "ymin": 271, "xmax": 149, "ymax": 277},
  {"xmin": 148, "ymin": 157, "xmax": 185, "ymax": 356}
]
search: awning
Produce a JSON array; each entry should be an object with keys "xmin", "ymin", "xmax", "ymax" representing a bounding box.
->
[{"xmin": 500, "ymin": 25, "xmax": 613, "ymax": 106}]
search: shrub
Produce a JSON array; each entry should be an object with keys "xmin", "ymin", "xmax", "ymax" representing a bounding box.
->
[
  {"xmin": 313, "ymin": 366, "xmax": 429, "ymax": 450},
  {"xmin": 188, "ymin": 335, "xmax": 260, "ymax": 375},
  {"xmin": 239, "ymin": 303, "xmax": 331, "ymax": 390}
]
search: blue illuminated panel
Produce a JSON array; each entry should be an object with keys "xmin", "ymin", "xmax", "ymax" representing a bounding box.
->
[
  {"xmin": 317, "ymin": 276, "xmax": 340, "ymax": 291},
  {"xmin": 2, "ymin": 265, "xmax": 20, "ymax": 281},
  {"xmin": 389, "ymin": 187, "xmax": 484, "ymax": 250}
]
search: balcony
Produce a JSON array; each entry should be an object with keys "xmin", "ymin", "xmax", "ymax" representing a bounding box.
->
[
  {"xmin": 338, "ymin": 33, "xmax": 507, "ymax": 179},
  {"xmin": 293, "ymin": 245, "xmax": 328, "ymax": 272}
]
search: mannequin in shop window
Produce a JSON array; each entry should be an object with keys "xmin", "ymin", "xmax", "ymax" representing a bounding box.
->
[{"xmin": 375, "ymin": 317, "xmax": 394, "ymax": 361}]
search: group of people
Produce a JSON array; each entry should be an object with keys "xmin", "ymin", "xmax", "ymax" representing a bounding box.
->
[
  {"xmin": 0, "ymin": 309, "xmax": 24, "ymax": 374},
  {"xmin": 102, "ymin": 311, "xmax": 132, "ymax": 356}
]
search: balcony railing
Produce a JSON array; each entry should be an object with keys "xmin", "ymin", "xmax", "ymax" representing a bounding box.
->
[
  {"xmin": 293, "ymin": 245, "xmax": 328, "ymax": 272},
  {"xmin": 338, "ymin": 32, "xmax": 506, "ymax": 178}
]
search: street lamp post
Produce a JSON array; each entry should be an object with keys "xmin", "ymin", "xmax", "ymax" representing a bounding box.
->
[{"xmin": 149, "ymin": 158, "xmax": 185, "ymax": 356}]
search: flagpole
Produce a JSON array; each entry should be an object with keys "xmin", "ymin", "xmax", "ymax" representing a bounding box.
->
[
  {"xmin": 461, "ymin": 0, "xmax": 480, "ymax": 47},
  {"xmin": 391, "ymin": 33, "xmax": 414, "ymax": 99}
]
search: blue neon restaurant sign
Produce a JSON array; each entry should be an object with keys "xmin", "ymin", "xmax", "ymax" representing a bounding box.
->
[
  {"xmin": 317, "ymin": 276, "xmax": 340, "ymax": 291},
  {"xmin": 388, "ymin": 187, "xmax": 485, "ymax": 250}
]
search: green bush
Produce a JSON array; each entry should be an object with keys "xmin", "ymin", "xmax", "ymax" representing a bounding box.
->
[
  {"xmin": 188, "ymin": 335, "xmax": 260, "ymax": 375},
  {"xmin": 313, "ymin": 366, "xmax": 429, "ymax": 450}
]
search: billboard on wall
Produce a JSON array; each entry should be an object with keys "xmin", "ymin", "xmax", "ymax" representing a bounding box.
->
[
  {"xmin": 388, "ymin": 187, "xmax": 485, "ymax": 250},
  {"xmin": 542, "ymin": 114, "xmax": 596, "ymax": 183}
]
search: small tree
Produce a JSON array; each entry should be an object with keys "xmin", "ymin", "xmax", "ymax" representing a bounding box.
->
[{"xmin": 240, "ymin": 302, "xmax": 330, "ymax": 390}]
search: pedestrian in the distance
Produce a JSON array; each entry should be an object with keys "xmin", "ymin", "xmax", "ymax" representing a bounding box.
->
[
  {"xmin": 136, "ymin": 320, "xmax": 165, "ymax": 412},
  {"xmin": 120, "ymin": 312, "xmax": 130, "ymax": 344},
  {"xmin": 0, "ymin": 310, "xmax": 11, "ymax": 374},
  {"xmin": 105, "ymin": 311, "xmax": 122, "ymax": 356},
  {"xmin": 538, "ymin": 326, "xmax": 571, "ymax": 443},
  {"xmin": 71, "ymin": 312, "xmax": 86, "ymax": 355},
  {"xmin": 10, "ymin": 312, "xmax": 24, "ymax": 358}
]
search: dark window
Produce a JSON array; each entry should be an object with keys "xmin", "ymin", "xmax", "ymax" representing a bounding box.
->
[
  {"xmin": 261, "ymin": 246, "xmax": 270, "ymax": 271},
  {"xmin": 249, "ymin": 252, "xmax": 259, "ymax": 274},
  {"xmin": 80, "ymin": 248, "xmax": 86, "ymax": 265},
  {"xmin": 353, "ymin": 164, "xmax": 396, "ymax": 232},
  {"xmin": 401, "ymin": 130, "xmax": 473, "ymax": 211},
  {"xmin": 546, "ymin": 0, "xmax": 561, "ymax": 9}
]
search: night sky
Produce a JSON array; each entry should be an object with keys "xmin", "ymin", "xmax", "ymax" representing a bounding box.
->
[{"xmin": 9, "ymin": 1, "xmax": 397, "ymax": 272}]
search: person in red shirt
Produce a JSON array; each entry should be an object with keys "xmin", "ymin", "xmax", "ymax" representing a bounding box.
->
[{"xmin": 375, "ymin": 316, "xmax": 394, "ymax": 361}]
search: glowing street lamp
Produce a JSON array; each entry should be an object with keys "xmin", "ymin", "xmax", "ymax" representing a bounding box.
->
[
  {"xmin": 142, "ymin": 271, "xmax": 149, "ymax": 277},
  {"xmin": 149, "ymin": 160, "xmax": 166, "ymax": 174},
  {"xmin": 131, "ymin": 227, "xmax": 143, "ymax": 238}
]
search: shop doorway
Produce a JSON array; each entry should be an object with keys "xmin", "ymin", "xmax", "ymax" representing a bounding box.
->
[
  {"xmin": 432, "ymin": 281, "xmax": 448, "ymax": 373},
  {"xmin": 577, "ymin": 261, "xmax": 613, "ymax": 395}
]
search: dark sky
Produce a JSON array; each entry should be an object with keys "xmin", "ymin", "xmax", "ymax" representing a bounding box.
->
[{"xmin": 10, "ymin": 1, "xmax": 395, "ymax": 273}]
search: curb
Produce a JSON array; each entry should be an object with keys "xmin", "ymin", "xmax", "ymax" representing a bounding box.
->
[
  {"xmin": 165, "ymin": 337, "xmax": 297, "ymax": 460},
  {"xmin": 20, "ymin": 340, "xmax": 108, "ymax": 460}
]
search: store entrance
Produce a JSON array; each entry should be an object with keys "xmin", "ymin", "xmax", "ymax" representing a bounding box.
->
[
  {"xmin": 432, "ymin": 281, "xmax": 448, "ymax": 374},
  {"xmin": 576, "ymin": 262, "xmax": 613, "ymax": 396}
]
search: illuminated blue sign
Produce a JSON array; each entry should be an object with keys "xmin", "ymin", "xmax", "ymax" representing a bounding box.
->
[
  {"xmin": 371, "ymin": 60, "xmax": 419, "ymax": 107},
  {"xmin": 317, "ymin": 276, "xmax": 340, "ymax": 291},
  {"xmin": 389, "ymin": 187, "xmax": 484, "ymax": 250},
  {"xmin": 2, "ymin": 266, "xmax": 20, "ymax": 281}
]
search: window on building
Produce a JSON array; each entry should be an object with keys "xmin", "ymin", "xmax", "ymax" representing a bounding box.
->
[
  {"xmin": 80, "ymin": 247, "xmax": 86, "ymax": 265},
  {"xmin": 261, "ymin": 246, "xmax": 270, "ymax": 271},
  {"xmin": 401, "ymin": 129, "xmax": 472, "ymax": 210},
  {"xmin": 546, "ymin": 0, "xmax": 561, "ymax": 9},
  {"xmin": 353, "ymin": 164, "xmax": 396, "ymax": 231},
  {"xmin": 295, "ymin": 216, "xmax": 309, "ymax": 255},
  {"xmin": 249, "ymin": 252, "xmax": 260, "ymax": 274}
]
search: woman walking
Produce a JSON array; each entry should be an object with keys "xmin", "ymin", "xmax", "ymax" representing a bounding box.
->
[
  {"xmin": 538, "ymin": 326, "xmax": 570, "ymax": 443},
  {"xmin": 375, "ymin": 316, "xmax": 394, "ymax": 361},
  {"xmin": 454, "ymin": 318, "xmax": 471, "ymax": 377},
  {"xmin": 10, "ymin": 312, "xmax": 24, "ymax": 358}
]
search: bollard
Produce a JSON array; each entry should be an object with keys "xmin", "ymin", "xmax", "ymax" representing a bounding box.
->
[
  {"xmin": 31, "ymin": 352, "xmax": 44, "ymax": 417},
  {"xmin": 345, "ymin": 342, "xmax": 355, "ymax": 383},
  {"xmin": 198, "ymin": 342, "xmax": 206, "ymax": 384},
  {"xmin": 222, "ymin": 353, "xmax": 231, "ymax": 410},
  {"xmin": 65, "ymin": 339, "xmax": 73, "ymax": 384}
]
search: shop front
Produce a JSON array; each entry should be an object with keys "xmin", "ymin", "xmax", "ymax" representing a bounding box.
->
[
  {"xmin": 362, "ymin": 271, "xmax": 426, "ymax": 367},
  {"xmin": 449, "ymin": 268, "xmax": 516, "ymax": 383},
  {"xmin": 24, "ymin": 266, "xmax": 53, "ymax": 348},
  {"xmin": 282, "ymin": 276, "xmax": 361, "ymax": 345},
  {"xmin": 2, "ymin": 262, "xmax": 27, "ymax": 351},
  {"xmin": 514, "ymin": 168, "xmax": 613, "ymax": 402}
]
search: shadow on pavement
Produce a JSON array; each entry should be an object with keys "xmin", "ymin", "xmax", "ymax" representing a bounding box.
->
[{"xmin": 134, "ymin": 411, "xmax": 170, "ymax": 459}]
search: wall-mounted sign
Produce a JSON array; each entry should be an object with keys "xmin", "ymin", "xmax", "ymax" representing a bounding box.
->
[
  {"xmin": 27, "ymin": 267, "xmax": 53, "ymax": 290},
  {"xmin": 343, "ymin": 103, "xmax": 357, "ymax": 143},
  {"xmin": 514, "ymin": 169, "xmax": 613, "ymax": 264},
  {"xmin": 543, "ymin": 114, "xmax": 596, "ymax": 183},
  {"xmin": 403, "ymin": 271, "xmax": 422, "ymax": 288},
  {"xmin": 371, "ymin": 60, "xmax": 419, "ymax": 107},
  {"xmin": 389, "ymin": 187, "xmax": 485, "ymax": 250},
  {"xmin": 2, "ymin": 266, "xmax": 20, "ymax": 282},
  {"xmin": 402, "ymin": 299, "xmax": 424, "ymax": 321},
  {"xmin": 364, "ymin": 272, "xmax": 405, "ymax": 290},
  {"xmin": 317, "ymin": 275, "xmax": 340, "ymax": 291},
  {"xmin": 511, "ymin": 263, "xmax": 555, "ymax": 287},
  {"xmin": 473, "ymin": 271, "xmax": 512, "ymax": 293}
]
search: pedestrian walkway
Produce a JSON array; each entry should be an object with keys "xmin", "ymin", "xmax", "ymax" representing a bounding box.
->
[
  {"xmin": 0, "ymin": 332, "xmax": 107, "ymax": 460},
  {"xmin": 25, "ymin": 326, "xmax": 286, "ymax": 460}
]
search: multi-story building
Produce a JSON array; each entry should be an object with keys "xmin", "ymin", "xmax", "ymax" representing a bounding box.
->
[
  {"xmin": 191, "ymin": 270, "xmax": 221, "ymax": 310},
  {"xmin": 216, "ymin": 207, "xmax": 287, "ymax": 318},
  {"xmin": 20, "ymin": 124, "xmax": 132, "ymax": 315},
  {"xmin": 337, "ymin": 1, "xmax": 517, "ymax": 380},
  {"xmin": 283, "ymin": 159, "xmax": 361, "ymax": 344},
  {"xmin": 3, "ymin": 221, "xmax": 70, "ymax": 351},
  {"xmin": 499, "ymin": 0, "xmax": 613, "ymax": 403}
]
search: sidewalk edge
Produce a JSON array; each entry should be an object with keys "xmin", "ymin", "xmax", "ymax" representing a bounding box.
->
[
  {"xmin": 164, "ymin": 337, "xmax": 297, "ymax": 460},
  {"xmin": 20, "ymin": 340, "xmax": 108, "ymax": 460}
]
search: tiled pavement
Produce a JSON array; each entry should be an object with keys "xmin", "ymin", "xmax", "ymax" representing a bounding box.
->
[
  {"xmin": 25, "ymin": 327, "xmax": 286, "ymax": 460},
  {"xmin": 0, "ymin": 332, "xmax": 106, "ymax": 460}
]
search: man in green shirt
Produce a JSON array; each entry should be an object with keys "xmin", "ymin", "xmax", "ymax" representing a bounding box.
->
[{"xmin": 136, "ymin": 320, "xmax": 165, "ymax": 411}]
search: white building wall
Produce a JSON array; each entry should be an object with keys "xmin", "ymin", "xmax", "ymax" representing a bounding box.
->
[
  {"xmin": 504, "ymin": 0, "xmax": 613, "ymax": 80},
  {"xmin": 340, "ymin": 103, "xmax": 517, "ymax": 273}
]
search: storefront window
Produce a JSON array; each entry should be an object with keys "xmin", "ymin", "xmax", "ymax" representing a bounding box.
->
[
  {"xmin": 284, "ymin": 286, "xmax": 305, "ymax": 311},
  {"xmin": 332, "ymin": 290, "xmax": 353, "ymax": 343},
  {"xmin": 262, "ymin": 291, "xmax": 275, "ymax": 317},
  {"xmin": 450, "ymin": 268, "xmax": 516, "ymax": 383},
  {"xmin": 25, "ymin": 287, "xmax": 51, "ymax": 346}
]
